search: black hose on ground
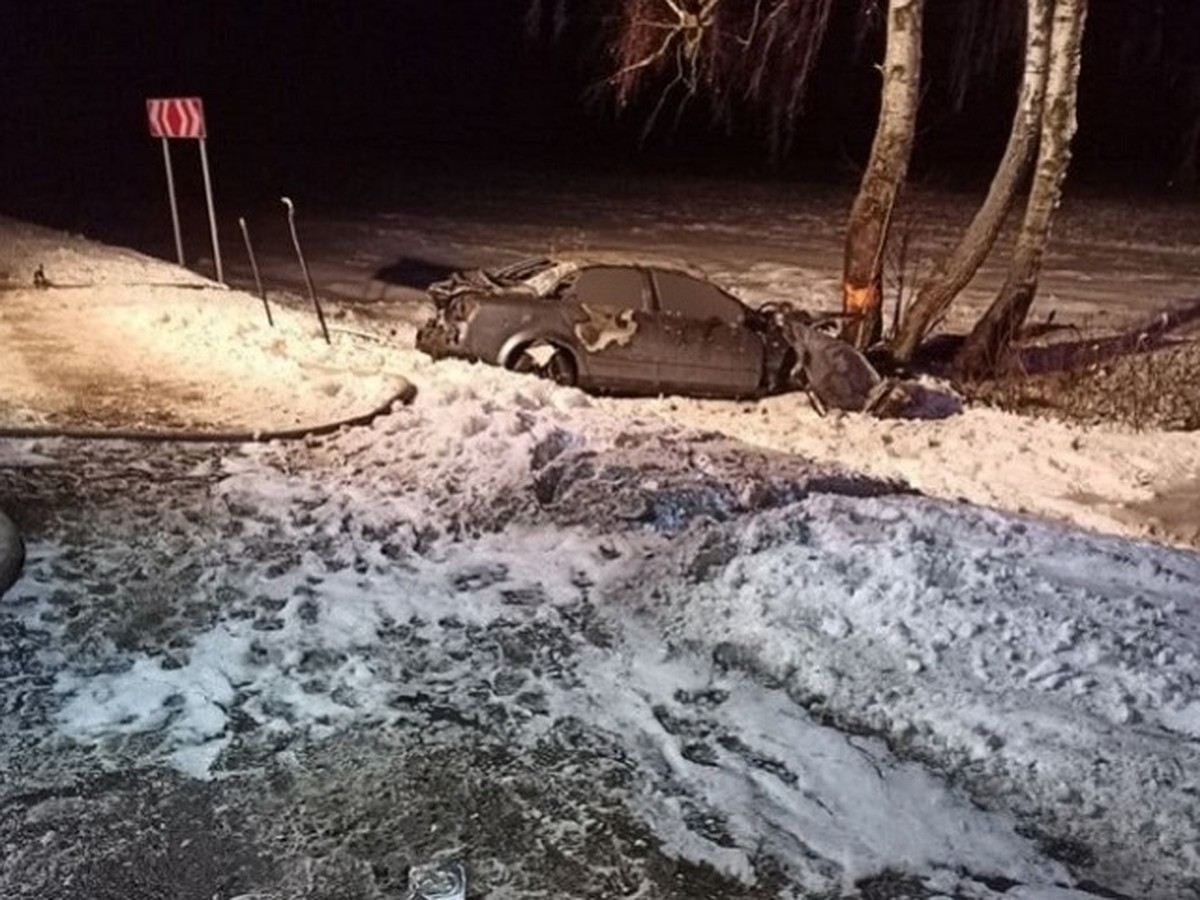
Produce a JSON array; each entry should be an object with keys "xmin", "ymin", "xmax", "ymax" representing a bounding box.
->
[
  {"xmin": 0, "ymin": 382, "xmax": 416, "ymax": 597},
  {"xmin": 0, "ymin": 380, "xmax": 416, "ymax": 444}
]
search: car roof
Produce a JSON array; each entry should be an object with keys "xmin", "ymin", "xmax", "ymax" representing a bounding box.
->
[
  {"xmin": 550, "ymin": 250, "xmax": 710, "ymax": 279},
  {"xmin": 492, "ymin": 252, "xmax": 711, "ymax": 287},
  {"xmin": 510, "ymin": 256, "xmax": 721, "ymax": 300}
]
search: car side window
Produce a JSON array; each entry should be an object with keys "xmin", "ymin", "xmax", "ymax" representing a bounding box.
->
[
  {"xmin": 574, "ymin": 266, "xmax": 649, "ymax": 311},
  {"xmin": 651, "ymin": 270, "xmax": 744, "ymax": 324}
]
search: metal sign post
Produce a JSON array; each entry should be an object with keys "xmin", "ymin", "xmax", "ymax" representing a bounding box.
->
[
  {"xmin": 197, "ymin": 137, "xmax": 222, "ymax": 283},
  {"xmin": 238, "ymin": 216, "xmax": 273, "ymax": 327},
  {"xmin": 146, "ymin": 96, "xmax": 223, "ymax": 283},
  {"xmin": 159, "ymin": 138, "xmax": 184, "ymax": 266},
  {"xmin": 282, "ymin": 197, "xmax": 331, "ymax": 345}
]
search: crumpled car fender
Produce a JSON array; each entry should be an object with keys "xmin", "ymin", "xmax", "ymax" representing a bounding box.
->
[{"xmin": 778, "ymin": 317, "xmax": 883, "ymax": 412}]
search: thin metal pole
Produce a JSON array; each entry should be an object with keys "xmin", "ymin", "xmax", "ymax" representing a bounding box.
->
[
  {"xmin": 198, "ymin": 137, "xmax": 223, "ymax": 283},
  {"xmin": 238, "ymin": 216, "xmax": 273, "ymax": 327},
  {"xmin": 160, "ymin": 137, "xmax": 184, "ymax": 266},
  {"xmin": 282, "ymin": 196, "xmax": 330, "ymax": 345}
]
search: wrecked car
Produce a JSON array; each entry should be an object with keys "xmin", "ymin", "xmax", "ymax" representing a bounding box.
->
[{"xmin": 416, "ymin": 256, "xmax": 883, "ymax": 408}]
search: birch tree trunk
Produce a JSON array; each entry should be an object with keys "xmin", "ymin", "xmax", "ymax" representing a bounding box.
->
[
  {"xmin": 955, "ymin": 0, "xmax": 1089, "ymax": 379},
  {"xmin": 890, "ymin": 0, "xmax": 1052, "ymax": 363},
  {"xmin": 841, "ymin": 0, "xmax": 924, "ymax": 351}
]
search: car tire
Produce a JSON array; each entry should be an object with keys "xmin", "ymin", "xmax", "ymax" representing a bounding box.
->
[
  {"xmin": 544, "ymin": 349, "xmax": 577, "ymax": 387},
  {"xmin": 510, "ymin": 349, "xmax": 538, "ymax": 375},
  {"xmin": 510, "ymin": 343, "xmax": 577, "ymax": 388}
]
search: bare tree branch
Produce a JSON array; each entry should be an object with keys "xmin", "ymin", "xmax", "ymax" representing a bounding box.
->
[{"xmin": 600, "ymin": 0, "xmax": 838, "ymax": 161}]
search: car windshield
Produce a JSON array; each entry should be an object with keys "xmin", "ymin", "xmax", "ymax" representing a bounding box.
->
[{"xmin": 488, "ymin": 258, "xmax": 556, "ymax": 282}]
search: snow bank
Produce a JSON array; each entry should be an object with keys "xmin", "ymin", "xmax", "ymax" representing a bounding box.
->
[
  {"xmin": 0, "ymin": 216, "xmax": 407, "ymax": 431},
  {"xmin": 3, "ymin": 373, "xmax": 1194, "ymax": 897}
]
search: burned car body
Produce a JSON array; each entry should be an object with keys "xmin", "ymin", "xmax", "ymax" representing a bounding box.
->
[{"xmin": 416, "ymin": 257, "xmax": 800, "ymax": 399}]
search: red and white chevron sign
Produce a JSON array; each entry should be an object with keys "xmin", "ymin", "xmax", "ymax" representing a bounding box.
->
[{"xmin": 146, "ymin": 97, "xmax": 206, "ymax": 139}]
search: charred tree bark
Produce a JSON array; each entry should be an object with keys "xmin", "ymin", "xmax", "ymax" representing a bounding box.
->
[
  {"xmin": 890, "ymin": 0, "xmax": 1052, "ymax": 364},
  {"xmin": 841, "ymin": 0, "xmax": 924, "ymax": 351},
  {"xmin": 955, "ymin": 0, "xmax": 1089, "ymax": 379}
]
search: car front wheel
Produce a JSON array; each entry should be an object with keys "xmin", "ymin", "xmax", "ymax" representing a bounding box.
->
[{"xmin": 544, "ymin": 349, "xmax": 577, "ymax": 387}]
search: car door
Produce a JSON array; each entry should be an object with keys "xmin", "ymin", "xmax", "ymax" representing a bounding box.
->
[
  {"xmin": 567, "ymin": 266, "xmax": 660, "ymax": 391},
  {"xmin": 648, "ymin": 269, "xmax": 765, "ymax": 397}
]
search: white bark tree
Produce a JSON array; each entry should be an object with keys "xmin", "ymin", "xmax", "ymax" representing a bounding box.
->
[
  {"xmin": 891, "ymin": 0, "xmax": 1052, "ymax": 363},
  {"xmin": 840, "ymin": 0, "xmax": 924, "ymax": 350},
  {"xmin": 956, "ymin": 0, "xmax": 1089, "ymax": 378}
]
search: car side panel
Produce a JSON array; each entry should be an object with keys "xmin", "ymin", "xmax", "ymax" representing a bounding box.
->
[
  {"xmin": 563, "ymin": 267, "xmax": 661, "ymax": 392},
  {"xmin": 453, "ymin": 289, "xmax": 653, "ymax": 394},
  {"xmin": 646, "ymin": 269, "xmax": 767, "ymax": 397},
  {"xmin": 655, "ymin": 313, "xmax": 766, "ymax": 397},
  {"xmin": 454, "ymin": 295, "xmax": 568, "ymax": 364}
]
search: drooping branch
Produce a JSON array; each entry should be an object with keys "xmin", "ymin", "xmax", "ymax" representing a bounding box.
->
[
  {"xmin": 603, "ymin": 0, "xmax": 837, "ymax": 160},
  {"xmin": 544, "ymin": 0, "xmax": 1036, "ymax": 164}
]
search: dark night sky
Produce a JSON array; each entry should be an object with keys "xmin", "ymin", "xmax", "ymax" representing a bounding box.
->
[{"xmin": 2, "ymin": 1, "xmax": 1197, "ymax": 232}]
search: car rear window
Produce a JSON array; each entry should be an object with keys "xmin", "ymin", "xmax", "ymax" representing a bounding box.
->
[
  {"xmin": 651, "ymin": 270, "xmax": 744, "ymax": 324},
  {"xmin": 574, "ymin": 266, "xmax": 649, "ymax": 311}
]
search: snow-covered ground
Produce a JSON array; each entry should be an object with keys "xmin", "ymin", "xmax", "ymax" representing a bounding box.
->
[
  {"xmin": 0, "ymin": 216, "xmax": 408, "ymax": 431},
  {"xmin": 218, "ymin": 171, "xmax": 1200, "ymax": 546},
  {"xmin": 1, "ymin": 181, "xmax": 1199, "ymax": 898}
]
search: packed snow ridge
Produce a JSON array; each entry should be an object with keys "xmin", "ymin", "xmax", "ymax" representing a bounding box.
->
[{"xmin": 6, "ymin": 373, "xmax": 1198, "ymax": 899}]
